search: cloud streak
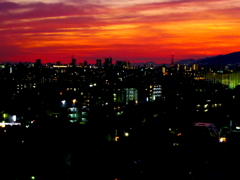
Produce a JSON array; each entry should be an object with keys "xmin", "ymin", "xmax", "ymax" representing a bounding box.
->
[{"xmin": 0, "ymin": 0, "xmax": 240, "ymax": 63}]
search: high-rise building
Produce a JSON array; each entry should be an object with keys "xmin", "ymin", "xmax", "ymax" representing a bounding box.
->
[
  {"xmin": 104, "ymin": 57, "xmax": 112, "ymax": 67},
  {"xmin": 96, "ymin": 59, "xmax": 102, "ymax": 67},
  {"xmin": 192, "ymin": 63, "xmax": 199, "ymax": 71},
  {"xmin": 84, "ymin": 61, "xmax": 88, "ymax": 66},
  {"xmin": 72, "ymin": 57, "xmax": 77, "ymax": 67},
  {"xmin": 124, "ymin": 88, "xmax": 138, "ymax": 104},
  {"xmin": 35, "ymin": 59, "xmax": 41, "ymax": 67},
  {"xmin": 162, "ymin": 66, "xmax": 166, "ymax": 74},
  {"xmin": 116, "ymin": 61, "xmax": 124, "ymax": 68},
  {"xmin": 125, "ymin": 61, "xmax": 131, "ymax": 69}
]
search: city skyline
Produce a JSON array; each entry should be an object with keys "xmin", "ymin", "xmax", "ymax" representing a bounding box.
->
[{"xmin": 1, "ymin": 0, "xmax": 240, "ymax": 63}]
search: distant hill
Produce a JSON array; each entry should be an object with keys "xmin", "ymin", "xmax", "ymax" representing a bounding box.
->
[
  {"xmin": 131, "ymin": 61, "xmax": 160, "ymax": 67},
  {"xmin": 197, "ymin": 51, "xmax": 240, "ymax": 66},
  {"xmin": 131, "ymin": 51, "xmax": 240, "ymax": 67},
  {"xmin": 174, "ymin": 59, "xmax": 196, "ymax": 65}
]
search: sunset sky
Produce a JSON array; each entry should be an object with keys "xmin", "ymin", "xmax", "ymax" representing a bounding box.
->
[{"xmin": 1, "ymin": 0, "xmax": 240, "ymax": 64}]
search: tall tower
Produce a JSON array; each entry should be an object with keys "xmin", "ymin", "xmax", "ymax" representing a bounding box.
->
[{"xmin": 171, "ymin": 53, "xmax": 174, "ymax": 66}]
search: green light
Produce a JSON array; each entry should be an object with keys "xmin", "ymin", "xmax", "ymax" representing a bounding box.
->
[
  {"xmin": 3, "ymin": 114, "xmax": 6, "ymax": 118},
  {"xmin": 31, "ymin": 176, "xmax": 35, "ymax": 180}
]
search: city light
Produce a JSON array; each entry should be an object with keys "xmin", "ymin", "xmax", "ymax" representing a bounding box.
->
[
  {"xmin": 0, "ymin": 123, "xmax": 20, "ymax": 127},
  {"xmin": 124, "ymin": 132, "xmax": 129, "ymax": 137},
  {"xmin": 219, "ymin": 137, "xmax": 227, "ymax": 143},
  {"xmin": 61, "ymin": 100, "xmax": 66, "ymax": 105},
  {"xmin": 12, "ymin": 115, "xmax": 16, "ymax": 122}
]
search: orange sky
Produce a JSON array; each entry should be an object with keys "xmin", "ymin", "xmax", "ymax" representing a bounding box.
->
[{"xmin": 1, "ymin": 0, "xmax": 240, "ymax": 64}]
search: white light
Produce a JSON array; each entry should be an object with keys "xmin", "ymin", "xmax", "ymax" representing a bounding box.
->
[
  {"xmin": 12, "ymin": 115, "xmax": 16, "ymax": 122},
  {"xmin": 236, "ymin": 127, "xmax": 240, "ymax": 130},
  {"xmin": 61, "ymin": 100, "xmax": 66, "ymax": 105},
  {"xmin": 125, "ymin": 132, "xmax": 129, "ymax": 137},
  {"xmin": 0, "ymin": 123, "xmax": 20, "ymax": 126}
]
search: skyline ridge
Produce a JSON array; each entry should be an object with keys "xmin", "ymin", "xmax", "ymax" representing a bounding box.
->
[{"xmin": 1, "ymin": 50, "xmax": 240, "ymax": 66}]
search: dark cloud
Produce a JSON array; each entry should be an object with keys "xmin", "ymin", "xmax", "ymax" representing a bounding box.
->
[{"xmin": 0, "ymin": 2, "xmax": 20, "ymax": 11}]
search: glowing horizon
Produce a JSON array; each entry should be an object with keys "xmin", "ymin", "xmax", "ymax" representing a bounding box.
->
[{"xmin": 1, "ymin": 0, "xmax": 240, "ymax": 64}]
